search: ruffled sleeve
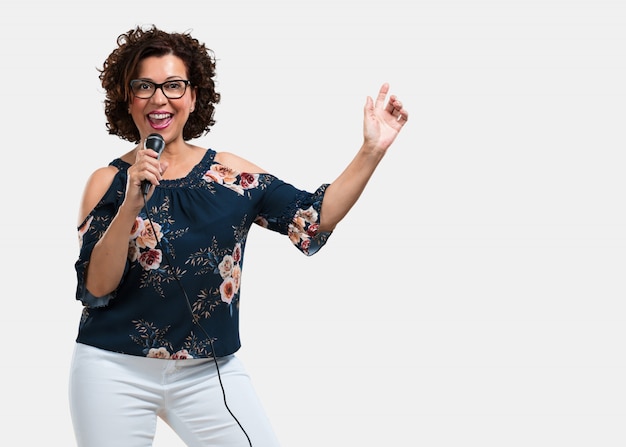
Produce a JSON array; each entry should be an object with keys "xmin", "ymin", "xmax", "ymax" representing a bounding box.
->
[
  {"xmin": 254, "ymin": 178, "xmax": 333, "ymax": 256},
  {"xmin": 74, "ymin": 161, "xmax": 129, "ymax": 308}
]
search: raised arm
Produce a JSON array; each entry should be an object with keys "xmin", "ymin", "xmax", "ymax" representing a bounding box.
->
[
  {"xmin": 318, "ymin": 83, "xmax": 409, "ymax": 232},
  {"xmin": 79, "ymin": 146, "xmax": 167, "ymax": 298}
]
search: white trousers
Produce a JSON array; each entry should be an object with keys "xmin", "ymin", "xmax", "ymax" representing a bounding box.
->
[{"xmin": 69, "ymin": 343, "xmax": 281, "ymax": 447}]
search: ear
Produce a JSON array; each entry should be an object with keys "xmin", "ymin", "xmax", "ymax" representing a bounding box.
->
[{"xmin": 190, "ymin": 87, "xmax": 197, "ymax": 112}]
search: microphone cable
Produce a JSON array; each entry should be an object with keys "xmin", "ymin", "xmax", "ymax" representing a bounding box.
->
[{"xmin": 142, "ymin": 192, "xmax": 253, "ymax": 447}]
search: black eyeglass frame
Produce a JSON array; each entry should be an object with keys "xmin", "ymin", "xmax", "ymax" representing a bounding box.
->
[{"xmin": 129, "ymin": 79, "xmax": 192, "ymax": 99}]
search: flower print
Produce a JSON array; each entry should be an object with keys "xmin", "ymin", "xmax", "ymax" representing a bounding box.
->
[
  {"xmin": 203, "ymin": 169, "xmax": 222, "ymax": 184},
  {"xmin": 202, "ymin": 164, "xmax": 260, "ymax": 196},
  {"xmin": 287, "ymin": 206, "xmax": 322, "ymax": 253},
  {"xmin": 129, "ymin": 216, "xmax": 145, "ymax": 240},
  {"xmin": 136, "ymin": 221, "xmax": 163, "ymax": 249},
  {"xmin": 240, "ymin": 172, "xmax": 259, "ymax": 190},
  {"xmin": 213, "ymin": 246, "xmax": 243, "ymax": 306},
  {"xmin": 131, "ymin": 320, "xmax": 173, "ymax": 354},
  {"xmin": 218, "ymin": 255, "xmax": 235, "ymax": 279},
  {"xmin": 288, "ymin": 222, "xmax": 310, "ymax": 245},
  {"xmin": 232, "ymin": 243, "xmax": 242, "ymax": 264},
  {"xmin": 306, "ymin": 223, "xmax": 319, "ymax": 237},
  {"xmin": 78, "ymin": 215, "xmax": 93, "ymax": 249},
  {"xmin": 293, "ymin": 215, "xmax": 306, "ymax": 230},
  {"xmin": 297, "ymin": 206, "xmax": 319, "ymax": 224},
  {"xmin": 139, "ymin": 248, "xmax": 162, "ymax": 270},
  {"xmin": 220, "ymin": 277, "xmax": 237, "ymax": 304},
  {"xmin": 147, "ymin": 347, "xmax": 171, "ymax": 359},
  {"xmin": 172, "ymin": 349, "xmax": 193, "ymax": 359},
  {"xmin": 203, "ymin": 164, "xmax": 238, "ymax": 185},
  {"xmin": 300, "ymin": 238, "xmax": 311, "ymax": 253},
  {"xmin": 231, "ymin": 264, "xmax": 241, "ymax": 293},
  {"xmin": 128, "ymin": 240, "xmax": 140, "ymax": 262},
  {"xmin": 127, "ymin": 219, "xmax": 162, "ymax": 268}
]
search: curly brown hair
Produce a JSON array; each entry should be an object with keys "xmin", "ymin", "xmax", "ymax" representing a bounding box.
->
[{"xmin": 99, "ymin": 25, "xmax": 221, "ymax": 143}]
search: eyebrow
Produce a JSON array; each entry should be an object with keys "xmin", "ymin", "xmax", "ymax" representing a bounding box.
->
[{"xmin": 135, "ymin": 76, "xmax": 187, "ymax": 82}]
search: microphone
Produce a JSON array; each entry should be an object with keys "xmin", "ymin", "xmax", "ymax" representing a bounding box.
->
[{"xmin": 141, "ymin": 133, "xmax": 165, "ymax": 195}]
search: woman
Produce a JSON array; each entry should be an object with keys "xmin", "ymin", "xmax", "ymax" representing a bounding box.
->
[{"xmin": 69, "ymin": 24, "xmax": 408, "ymax": 447}]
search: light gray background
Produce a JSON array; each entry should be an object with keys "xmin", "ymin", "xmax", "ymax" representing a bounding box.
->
[{"xmin": 1, "ymin": 0, "xmax": 625, "ymax": 446}]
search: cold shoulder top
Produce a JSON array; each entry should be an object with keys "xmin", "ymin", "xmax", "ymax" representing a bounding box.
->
[{"xmin": 75, "ymin": 148, "xmax": 332, "ymax": 359}]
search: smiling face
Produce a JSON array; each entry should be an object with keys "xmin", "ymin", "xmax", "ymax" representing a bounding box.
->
[{"xmin": 129, "ymin": 54, "xmax": 197, "ymax": 145}]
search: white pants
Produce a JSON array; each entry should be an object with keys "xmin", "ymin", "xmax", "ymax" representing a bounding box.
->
[{"xmin": 69, "ymin": 343, "xmax": 280, "ymax": 447}]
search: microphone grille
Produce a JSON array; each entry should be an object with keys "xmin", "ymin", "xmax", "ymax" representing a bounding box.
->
[{"xmin": 145, "ymin": 133, "xmax": 165, "ymax": 154}]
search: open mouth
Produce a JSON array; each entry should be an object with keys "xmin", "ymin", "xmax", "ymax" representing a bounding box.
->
[{"xmin": 148, "ymin": 112, "xmax": 173, "ymax": 129}]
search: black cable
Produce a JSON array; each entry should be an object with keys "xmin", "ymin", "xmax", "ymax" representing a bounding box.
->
[{"xmin": 143, "ymin": 192, "xmax": 253, "ymax": 447}]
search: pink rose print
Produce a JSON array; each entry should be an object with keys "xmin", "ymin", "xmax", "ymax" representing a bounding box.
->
[
  {"xmin": 231, "ymin": 264, "xmax": 241, "ymax": 293},
  {"xmin": 172, "ymin": 349, "xmax": 193, "ymax": 359},
  {"xmin": 240, "ymin": 172, "xmax": 259, "ymax": 189},
  {"xmin": 147, "ymin": 347, "xmax": 171, "ymax": 359},
  {"xmin": 139, "ymin": 248, "xmax": 162, "ymax": 270},
  {"xmin": 218, "ymin": 255, "xmax": 234, "ymax": 279},
  {"xmin": 288, "ymin": 206, "xmax": 320, "ymax": 253},
  {"xmin": 307, "ymin": 223, "xmax": 319, "ymax": 237},
  {"xmin": 136, "ymin": 221, "xmax": 162, "ymax": 249},
  {"xmin": 220, "ymin": 277, "xmax": 237, "ymax": 304},
  {"xmin": 129, "ymin": 217, "xmax": 145, "ymax": 240},
  {"xmin": 232, "ymin": 243, "xmax": 242, "ymax": 264},
  {"xmin": 203, "ymin": 164, "xmax": 238, "ymax": 185},
  {"xmin": 128, "ymin": 240, "xmax": 140, "ymax": 262},
  {"xmin": 300, "ymin": 238, "xmax": 311, "ymax": 252}
]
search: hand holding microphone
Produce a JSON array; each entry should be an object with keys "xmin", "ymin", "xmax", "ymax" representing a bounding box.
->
[{"xmin": 141, "ymin": 133, "xmax": 166, "ymax": 195}]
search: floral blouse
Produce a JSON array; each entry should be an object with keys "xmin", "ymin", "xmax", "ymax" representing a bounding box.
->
[{"xmin": 75, "ymin": 149, "xmax": 332, "ymax": 359}]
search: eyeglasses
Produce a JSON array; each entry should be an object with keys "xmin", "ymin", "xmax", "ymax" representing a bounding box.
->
[{"xmin": 130, "ymin": 79, "xmax": 191, "ymax": 99}]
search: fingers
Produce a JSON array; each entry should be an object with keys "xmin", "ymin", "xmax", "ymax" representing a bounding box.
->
[
  {"xmin": 374, "ymin": 83, "xmax": 390, "ymax": 110},
  {"xmin": 385, "ymin": 94, "xmax": 409, "ymax": 127},
  {"xmin": 389, "ymin": 96, "xmax": 409, "ymax": 124},
  {"xmin": 385, "ymin": 95, "xmax": 399, "ymax": 116},
  {"xmin": 134, "ymin": 148, "xmax": 163, "ymax": 191},
  {"xmin": 375, "ymin": 83, "xmax": 409, "ymax": 125}
]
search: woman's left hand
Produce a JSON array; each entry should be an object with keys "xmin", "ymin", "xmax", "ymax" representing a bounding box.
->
[{"xmin": 363, "ymin": 83, "xmax": 409, "ymax": 153}]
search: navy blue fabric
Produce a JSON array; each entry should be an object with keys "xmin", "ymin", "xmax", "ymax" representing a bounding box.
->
[{"xmin": 75, "ymin": 149, "xmax": 331, "ymax": 358}]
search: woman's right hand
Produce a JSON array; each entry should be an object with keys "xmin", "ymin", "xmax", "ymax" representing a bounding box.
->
[{"xmin": 126, "ymin": 144, "xmax": 168, "ymax": 204}]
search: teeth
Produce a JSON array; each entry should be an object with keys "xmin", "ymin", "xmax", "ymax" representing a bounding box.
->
[{"xmin": 149, "ymin": 113, "xmax": 171, "ymax": 119}]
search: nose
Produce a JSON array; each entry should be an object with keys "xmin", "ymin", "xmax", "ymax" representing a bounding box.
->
[{"xmin": 150, "ymin": 86, "xmax": 168, "ymax": 104}]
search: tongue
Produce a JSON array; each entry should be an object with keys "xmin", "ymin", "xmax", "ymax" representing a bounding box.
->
[{"xmin": 149, "ymin": 116, "xmax": 172, "ymax": 129}]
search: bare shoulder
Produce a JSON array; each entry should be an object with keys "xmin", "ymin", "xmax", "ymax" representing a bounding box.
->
[
  {"xmin": 214, "ymin": 151, "xmax": 267, "ymax": 174},
  {"xmin": 87, "ymin": 164, "xmax": 119, "ymax": 186},
  {"xmin": 77, "ymin": 165, "xmax": 119, "ymax": 226}
]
